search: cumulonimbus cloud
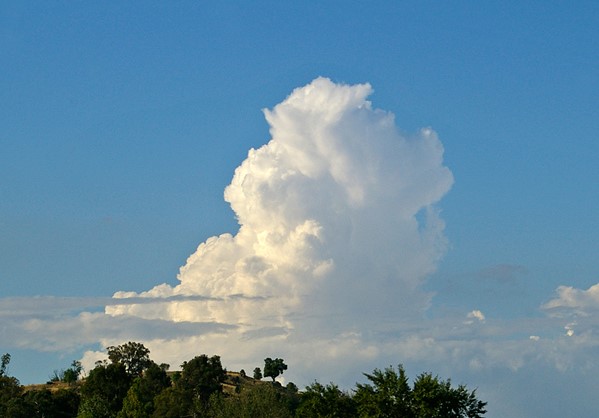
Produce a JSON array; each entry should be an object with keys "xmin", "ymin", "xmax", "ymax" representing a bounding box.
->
[
  {"xmin": 100, "ymin": 77, "xmax": 454, "ymax": 375},
  {"xmin": 5, "ymin": 79, "xmax": 599, "ymax": 413}
]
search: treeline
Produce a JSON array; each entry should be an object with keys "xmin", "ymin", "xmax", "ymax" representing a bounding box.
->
[{"xmin": 0, "ymin": 343, "xmax": 486, "ymax": 417}]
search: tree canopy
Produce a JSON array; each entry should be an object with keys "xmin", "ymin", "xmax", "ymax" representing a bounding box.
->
[
  {"xmin": 0, "ymin": 345, "xmax": 487, "ymax": 417},
  {"xmin": 263, "ymin": 357, "xmax": 288, "ymax": 382},
  {"xmin": 354, "ymin": 365, "xmax": 487, "ymax": 418},
  {"xmin": 107, "ymin": 342, "xmax": 153, "ymax": 377}
]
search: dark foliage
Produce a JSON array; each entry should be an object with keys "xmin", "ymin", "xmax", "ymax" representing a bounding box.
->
[
  {"xmin": 118, "ymin": 362, "xmax": 171, "ymax": 417},
  {"xmin": 107, "ymin": 342, "xmax": 153, "ymax": 377},
  {"xmin": 0, "ymin": 348, "xmax": 486, "ymax": 418},
  {"xmin": 80, "ymin": 362, "xmax": 132, "ymax": 416},
  {"xmin": 296, "ymin": 381, "xmax": 356, "ymax": 418},
  {"xmin": 264, "ymin": 358, "xmax": 288, "ymax": 382}
]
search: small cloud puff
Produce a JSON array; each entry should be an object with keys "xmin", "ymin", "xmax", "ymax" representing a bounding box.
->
[{"xmin": 465, "ymin": 309, "xmax": 486, "ymax": 324}]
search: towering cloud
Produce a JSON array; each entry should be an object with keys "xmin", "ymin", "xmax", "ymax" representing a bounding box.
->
[{"xmin": 105, "ymin": 77, "xmax": 454, "ymax": 375}]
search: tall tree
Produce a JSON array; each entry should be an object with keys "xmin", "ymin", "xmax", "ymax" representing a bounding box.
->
[
  {"xmin": 0, "ymin": 354, "xmax": 26, "ymax": 418},
  {"xmin": 107, "ymin": 342, "xmax": 153, "ymax": 377},
  {"xmin": 152, "ymin": 354, "xmax": 226, "ymax": 417},
  {"xmin": 0, "ymin": 353, "xmax": 10, "ymax": 377},
  {"xmin": 178, "ymin": 355, "xmax": 226, "ymax": 404},
  {"xmin": 354, "ymin": 365, "xmax": 413, "ymax": 418},
  {"xmin": 79, "ymin": 362, "xmax": 132, "ymax": 417}
]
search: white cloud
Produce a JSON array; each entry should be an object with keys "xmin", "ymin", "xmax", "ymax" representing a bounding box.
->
[
  {"xmin": 104, "ymin": 77, "xmax": 454, "ymax": 363},
  {"xmin": 89, "ymin": 80, "xmax": 599, "ymax": 394},
  {"xmin": 543, "ymin": 282, "xmax": 599, "ymax": 315},
  {"xmin": 6, "ymin": 78, "xmax": 599, "ymax": 415},
  {"xmin": 466, "ymin": 309, "xmax": 486, "ymax": 323}
]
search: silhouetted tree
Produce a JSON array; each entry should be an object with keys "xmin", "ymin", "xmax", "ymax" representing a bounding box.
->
[
  {"xmin": 263, "ymin": 358, "xmax": 287, "ymax": 382},
  {"xmin": 179, "ymin": 355, "xmax": 226, "ymax": 403},
  {"xmin": 107, "ymin": 342, "xmax": 153, "ymax": 377},
  {"xmin": 354, "ymin": 365, "xmax": 413, "ymax": 417},
  {"xmin": 79, "ymin": 362, "xmax": 132, "ymax": 417},
  {"xmin": 153, "ymin": 354, "xmax": 225, "ymax": 417},
  {"xmin": 0, "ymin": 354, "xmax": 10, "ymax": 377},
  {"xmin": 354, "ymin": 365, "xmax": 486, "ymax": 418},
  {"xmin": 0, "ymin": 354, "xmax": 26, "ymax": 417},
  {"xmin": 411, "ymin": 372, "xmax": 486, "ymax": 417}
]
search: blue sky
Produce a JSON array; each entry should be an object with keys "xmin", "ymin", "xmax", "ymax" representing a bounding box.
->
[{"xmin": 2, "ymin": 2, "xmax": 599, "ymax": 416}]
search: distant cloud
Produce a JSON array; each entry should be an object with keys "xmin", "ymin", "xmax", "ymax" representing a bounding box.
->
[
  {"xmin": 543, "ymin": 283, "xmax": 599, "ymax": 315},
  {"xmin": 0, "ymin": 306, "xmax": 234, "ymax": 353},
  {"xmin": 466, "ymin": 309, "xmax": 486, "ymax": 323},
  {"xmin": 0, "ymin": 294, "xmax": 247, "ymax": 321}
]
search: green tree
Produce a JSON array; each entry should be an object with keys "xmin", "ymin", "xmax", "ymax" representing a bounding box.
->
[
  {"xmin": 52, "ymin": 389, "xmax": 81, "ymax": 418},
  {"xmin": 77, "ymin": 395, "xmax": 114, "ymax": 418},
  {"xmin": 0, "ymin": 354, "xmax": 26, "ymax": 417},
  {"xmin": 21, "ymin": 388, "xmax": 80, "ymax": 418},
  {"xmin": 0, "ymin": 353, "xmax": 10, "ymax": 377},
  {"xmin": 411, "ymin": 372, "xmax": 486, "ymax": 418},
  {"xmin": 296, "ymin": 381, "xmax": 356, "ymax": 418},
  {"xmin": 79, "ymin": 362, "xmax": 132, "ymax": 417},
  {"xmin": 353, "ymin": 365, "xmax": 486, "ymax": 418},
  {"xmin": 153, "ymin": 354, "xmax": 225, "ymax": 417},
  {"xmin": 263, "ymin": 358, "xmax": 287, "ymax": 382},
  {"xmin": 118, "ymin": 362, "xmax": 171, "ymax": 418},
  {"xmin": 179, "ymin": 355, "xmax": 226, "ymax": 405},
  {"xmin": 63, "ymin": 360, "xmax": 83, "ymax": 384},
  {"xmin": 22, "ymin": 389, "xmax": 55, "ymax": 417},
  {"xmin": 354, "ymin": 365, "xmax": 414, "ymax": 418},
  {"xmin": 208, "ymin": 383, "xmax": 293, "ymax": 418},
  {"xmin": 253, "ymin": 367, "xmax": 262, "ymax": 380},
  {"xmin": 107, "ymin": 342, "xmax": 153, "ymax": 377},
  {"xmin": 151, "ymin": 387, "xmax": 188, "ymax": 418}
]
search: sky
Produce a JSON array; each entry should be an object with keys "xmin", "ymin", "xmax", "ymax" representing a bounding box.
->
[{"xmin": 1, "ymin": 1, "xmax": 599, "ymax": 416}]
